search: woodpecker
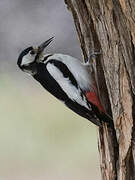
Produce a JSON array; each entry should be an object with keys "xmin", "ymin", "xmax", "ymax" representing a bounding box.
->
[{"xmin": 17, "ymin": 37, "xmax": 112, "ymax": 127}]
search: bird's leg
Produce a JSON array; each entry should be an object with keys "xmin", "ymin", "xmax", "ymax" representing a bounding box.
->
[
  {"xmin": 82, "ymin": 50, "xmax": 102, "ymax": 106},
  {"xmin": 82, "ymin": 50, "xmax": 102, "ymax": 66}
]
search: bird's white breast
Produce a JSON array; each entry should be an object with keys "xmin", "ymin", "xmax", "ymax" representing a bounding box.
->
[{"xmin": 44, "ymin": 53, "xmax": 92, "ymax": 91}]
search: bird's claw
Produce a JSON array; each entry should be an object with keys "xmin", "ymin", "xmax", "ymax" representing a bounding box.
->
[{"xmin": 82, "ymin": 50, "xmax": 102, "ymax": 66}]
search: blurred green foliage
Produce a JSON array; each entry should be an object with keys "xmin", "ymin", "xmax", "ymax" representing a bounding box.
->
[{"xmin": 0, "ymin": 75, "xmax": 100, "ymax": 180}]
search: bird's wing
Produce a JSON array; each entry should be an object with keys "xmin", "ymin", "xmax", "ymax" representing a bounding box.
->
[{"xmin": 46, "ymin": 60, "xmax": 91, "ymax": 111}]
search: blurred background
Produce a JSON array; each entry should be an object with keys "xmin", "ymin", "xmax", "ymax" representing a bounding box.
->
[{"xmin": 0, "ymin": 0, "xmax": 101, "ymax": 179}]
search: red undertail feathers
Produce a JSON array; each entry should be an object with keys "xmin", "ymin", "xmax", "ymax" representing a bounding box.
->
[{"xmin": 86, "ymin": 91, "xmax": 104, "ymax": 113}]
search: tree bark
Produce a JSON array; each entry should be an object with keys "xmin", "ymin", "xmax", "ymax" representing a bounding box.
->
[{"xmin": 64, "ymin": 0, "xmax": 135, "ymax": 179}]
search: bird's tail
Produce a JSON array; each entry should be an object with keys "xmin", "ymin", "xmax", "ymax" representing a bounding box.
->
[{"xmin": 99, "ymin": 113, "xmax": 114, "ymax": 128}]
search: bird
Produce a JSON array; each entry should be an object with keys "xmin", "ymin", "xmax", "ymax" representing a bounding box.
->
[{"xmin": 17, "ymin": 37, "xmax": 112, "ymax": 127}]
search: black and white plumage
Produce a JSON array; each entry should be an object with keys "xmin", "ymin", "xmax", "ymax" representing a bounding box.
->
[{"xmin": 17, "ymin": 37, "xmax": 112, "ymax": 127}]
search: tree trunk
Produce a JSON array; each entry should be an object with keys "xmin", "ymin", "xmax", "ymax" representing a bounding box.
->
[{"xmin": 64, "ymin": 0, "xmax": 135, "ymax": 179}]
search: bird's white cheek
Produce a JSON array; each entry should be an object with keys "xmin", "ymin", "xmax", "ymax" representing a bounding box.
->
[{"xmin": 21, "ymin": 54, "xmax": 34, "ymax": 66}]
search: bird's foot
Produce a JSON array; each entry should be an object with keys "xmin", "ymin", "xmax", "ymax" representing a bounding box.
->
[{"xmin": 82, "ymin": 50, "xmax": 102, "ymax": 66}]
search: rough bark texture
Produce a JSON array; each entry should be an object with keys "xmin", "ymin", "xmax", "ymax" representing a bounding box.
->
[{"xmin": 64, "ymin": 0, "xmax": 135, "ymax": 180}]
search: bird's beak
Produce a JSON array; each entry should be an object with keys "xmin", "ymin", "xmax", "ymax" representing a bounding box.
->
[
  {"xmin": 35, "ymin": 37, "xmax": 54, "ymax": 62},
  {"xmin": 38, "ymin": 37, "xmax": 54, "ymax": 53}
]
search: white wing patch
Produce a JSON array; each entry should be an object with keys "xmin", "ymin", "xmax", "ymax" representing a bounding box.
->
[
  {"xmin": 44, "ymin": 53, "xmax": 93, "ymax": 91},
  {"xmin": 46, "ymin": 62, "xmax": 90, "ymax": 110}
]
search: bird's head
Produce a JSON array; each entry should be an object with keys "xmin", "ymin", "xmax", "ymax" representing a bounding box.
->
[{"xmin": 17, "ymin": 37, "xmax": 54, "ymax": 75}]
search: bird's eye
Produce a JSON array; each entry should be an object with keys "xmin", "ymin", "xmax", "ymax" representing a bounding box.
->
[{"xmin": 30, "ymin": 50, "xmax": 35, "ymax": 55}]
